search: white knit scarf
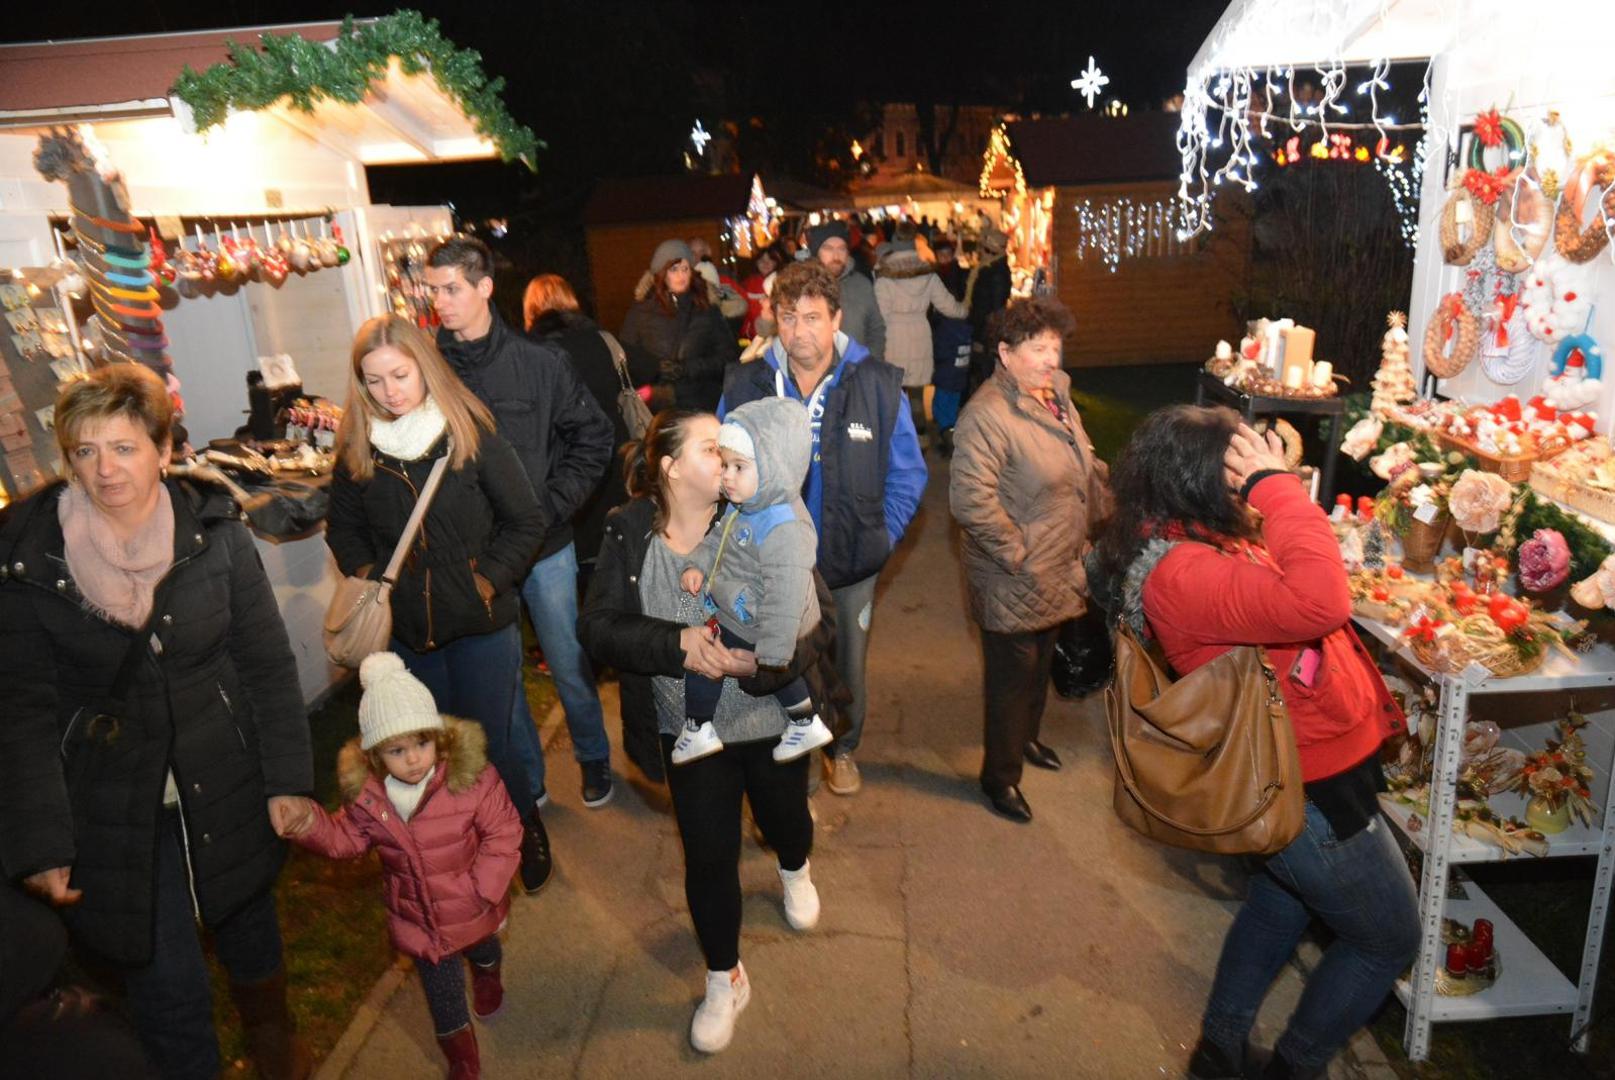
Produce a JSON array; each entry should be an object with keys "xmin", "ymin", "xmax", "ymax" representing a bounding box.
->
[{"xmin": 368, "ymin": 396, "xmax": 448, "ymax": 461}]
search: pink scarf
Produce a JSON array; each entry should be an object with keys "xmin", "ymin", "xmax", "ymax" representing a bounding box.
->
[{"xmin": 58, "ymin": 481, "xmax": 175, "ymax": 628}]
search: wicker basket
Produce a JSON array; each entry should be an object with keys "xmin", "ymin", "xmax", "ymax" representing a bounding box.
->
[
  {"xmin": 1401, "ymin": 513, "xmax": 1450, "ymax": 573},
  {"xmin": 1437, "ymin": 432, "xmax": 1553, "ymax": 483},
  {"xmin": 1408, "ymin": 635, "xmax": 1549, "ymax": 678}
]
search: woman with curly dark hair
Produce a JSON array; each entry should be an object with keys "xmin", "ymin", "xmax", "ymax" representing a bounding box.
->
[
  {"xmin": 949, "ymin": 296, "xmax": 1111, "ymax": 823},
  {"xmin": 620, "ymin": 240, "xmax": 739, "ymax": 412},
  {"xmin": 1087, "ymin": 405, "xmax": 1418, "ymax": 1080}
]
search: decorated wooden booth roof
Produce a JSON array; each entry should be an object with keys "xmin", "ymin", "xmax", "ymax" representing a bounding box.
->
[
  {"xmin": 983, "ymin": 114, "xmax": 1184, "ymax": 194},
  {"xmin": 0, "ymin": 13, "xmax": 536, "ymax": 167}
]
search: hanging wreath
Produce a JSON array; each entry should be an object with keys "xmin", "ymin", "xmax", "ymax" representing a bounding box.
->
[
  {"xmin": 1520, "ymin": 255, "xmax": 1594, "ymax": 342},
  {"xmin": 1440, "ymin": 186, "xmax": 1496, "ymax": 265},
  {"xmin": 1424, "ymin": 293, "xmax": 1480, "ymax": 378},
  {"xmin": 1527, "ymin": 111, "xmax": 1573, "ymax": 200},
  {"xmin": 1468, "ymin": 109, "xmax": 1526, "ymax": 173},
  {"xmin": 170, "ymin": 11, "xmax": 542, "ymax": 168},
  {"xmin": 1553, "ymin": 151, "xmax": 1615, "ymax": 264},
  {"xmin": 1493, "ymin": 178, "xmax": 1552, "ymax": 273}
]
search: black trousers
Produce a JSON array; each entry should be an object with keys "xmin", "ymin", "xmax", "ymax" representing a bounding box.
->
[
  {"xmin": 661, "ymin": 735, "xmax": 812, "ymax": 971},
  {"xmin": 979, "ymin": 625, "xmax": 1060, "ymax": 792}
]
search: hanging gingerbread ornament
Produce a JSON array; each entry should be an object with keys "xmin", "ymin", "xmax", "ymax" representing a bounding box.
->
[
  {"xmin": 258, "ymin": 221, "xmax": 289, "ymax": 285},
  {"xmin": 147, "ymin": 226, "xmax": 177, "ymax": 287},
  {"xmin": 290, "ymin": 220, "xmax": 314, "ymax": 273}
]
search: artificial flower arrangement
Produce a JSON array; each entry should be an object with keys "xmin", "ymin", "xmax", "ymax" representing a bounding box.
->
[
  {"xmin": 1396, "ymin": 577, "xmax": 1587, "ymax": 677},
  {"xmin": 1507, "ymin": 708, "xmax": 1599, "ymax": 833}
]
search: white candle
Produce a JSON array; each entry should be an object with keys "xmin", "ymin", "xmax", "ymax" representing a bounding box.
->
[
  {"xmin": 1283, "ymin": 365, "xmax": 1305, "ymax": 389},
  {"xmin": 1310, "ymin": 361, "xmax": 1333, "ymax": 388}
]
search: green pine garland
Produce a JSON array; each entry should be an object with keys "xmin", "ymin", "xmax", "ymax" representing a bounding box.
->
[{"xmin": 171, "ymin": 10, "xmax": 541, "ymax": 168}]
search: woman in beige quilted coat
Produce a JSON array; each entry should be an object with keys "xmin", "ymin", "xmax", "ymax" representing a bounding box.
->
[{"xmin": 948, "ymin": 297, "xmax": 1111, "ymax": 822}]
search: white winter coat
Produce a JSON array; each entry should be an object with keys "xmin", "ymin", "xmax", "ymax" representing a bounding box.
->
[{"xmin": 875, "ymin": 249, "xmax": 968, "ymax": 387}]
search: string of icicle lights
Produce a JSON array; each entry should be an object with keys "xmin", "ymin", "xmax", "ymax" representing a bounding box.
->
[{"xmin": 1173, "ymin": 2, "xmax": 1437, "ymax": 248}]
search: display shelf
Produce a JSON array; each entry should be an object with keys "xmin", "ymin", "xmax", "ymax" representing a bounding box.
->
[
  {"xmin": 1354, "ymin": 611, "xmax": 1615, "ymax": 695},
  {"xmin": 1393, "ymin": 877, "xmax": 1580, "ymax": 1021},
  {"xmin": 1193, "ymin": 371, "xmax": 1346, "ymax": 503},
  {"xmin": 1379, "ymin": 792, "xmax": 1606, "ymax": 862}
]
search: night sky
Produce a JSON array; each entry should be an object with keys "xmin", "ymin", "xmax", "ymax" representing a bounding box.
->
[{"xmin": 2, "ymin": 2, "xmax": 1227, "ymax": 213}]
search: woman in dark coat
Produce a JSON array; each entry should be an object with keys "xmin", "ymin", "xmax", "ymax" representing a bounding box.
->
[
  {"xmin": 0, "ymin": 364, "xmax": 314, "ymax": 1080},
  {"xmin": 620, "ymin": 240, "xmax": 739, "ymax": 413},
  {"xmin": 325, "ymin": 314, "xmax": 552, "ymax": 893},
  {"xmin": 523, "ymin": 273, "xmax": 659, "ymax": 578}
]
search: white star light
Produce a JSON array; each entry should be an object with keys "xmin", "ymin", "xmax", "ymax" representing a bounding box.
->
[
  {"xmin": 1071, "ymin": 56, "xmax": 1110, "ymax": 110},
  {"xmin": 690, "ymin": 120, "xmax": 712, "ymax": 156}
]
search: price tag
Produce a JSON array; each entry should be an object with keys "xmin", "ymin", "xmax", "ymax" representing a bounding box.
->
[
  {"xmin": 1414, "ymin": 501, "xmax": 1441, "ymax": 525},
  {"xmin": 1460, "ymin": 661, "xmax": 1491, "ymax": 689}
]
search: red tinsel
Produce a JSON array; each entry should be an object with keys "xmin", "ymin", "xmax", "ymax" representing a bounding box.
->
[{"xmin": 1474, "ymin": 108, "xmax": 1505, "ymax": 148}]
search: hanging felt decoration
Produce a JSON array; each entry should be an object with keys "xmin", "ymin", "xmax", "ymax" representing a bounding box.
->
[
  {"xmin": 1543, "ymin": 333, "xmax": 1605, "ymax": 411},
  {"xmin": 1554, "ymin": 151, "xmax": 1615, "ymax": 264},
  {"xmin": 1481, "ymin": 299, "xmax": 1543, "ymax": 386},
  {"xmin": 1424, "ymin": 293, "xmax": 1480, "ymax": 379},
  {"xmin": 1520, "ymin": 254, "xmax": 1593, "ymax": 342}
]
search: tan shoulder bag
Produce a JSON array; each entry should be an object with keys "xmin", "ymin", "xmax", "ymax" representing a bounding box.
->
[
  {"xmin": 324, "ymin": 453, "xmax": 450, "ymax": 668},
  {"xmin": 1104, "ymin": 541, "xmax": 1305, "ymax": 856}
]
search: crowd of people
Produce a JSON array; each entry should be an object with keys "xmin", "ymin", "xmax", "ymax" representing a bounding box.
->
[{"xmin": 0, "ymin": 221, "xmax": 1417, "ymax": 1080}]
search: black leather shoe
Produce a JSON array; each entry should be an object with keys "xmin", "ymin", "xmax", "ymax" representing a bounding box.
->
[
  {"xmin": 1260, "ymin": 1051, "xmax": 1321, "ymax": 1080},
  {"xmin": 1187, "ymin": 1038, "xmax": 1272, "ymax": 1079},
  {"xmin": 581, "ymin": 760, "xmax": 614, "ymax": 808},
  {"xmin": 984, "ymin": 785, "xmax": 1033, "ymax": 822},
  {"xmin": 1023, "ymin": 741, "xmax": 1062, "ymax": 770},
  {"xmin": 519, "ymin": 812, "xmax": 553, "ymax": 894}
]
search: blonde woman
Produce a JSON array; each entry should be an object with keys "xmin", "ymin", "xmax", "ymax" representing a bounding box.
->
[{"xmin": 326, "ymin": 315, "xmax": 553, "ymax": 892}]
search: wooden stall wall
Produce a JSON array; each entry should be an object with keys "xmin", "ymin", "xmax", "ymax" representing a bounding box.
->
[
  {"xmin": 586, "ymin": 219, "xmax": 726, "ymax": 335},
  {"xmin": 1053, "ymin": 180, "xmax": 1251, "ymax": 367}
]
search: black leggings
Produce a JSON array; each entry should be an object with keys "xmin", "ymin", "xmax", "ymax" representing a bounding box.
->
[{"xmin": 661, "ymin": 734, "xmax": 813, "ymax": 971}]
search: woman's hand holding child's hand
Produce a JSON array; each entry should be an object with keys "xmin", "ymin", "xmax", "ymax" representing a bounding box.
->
[
  {"xmin": 1224, "ymin": 423, "xmax": 1290, "ymax": 496},
  {"xmin": 268, "ymin": 796, "xmax": 317, "ymax": 839}
]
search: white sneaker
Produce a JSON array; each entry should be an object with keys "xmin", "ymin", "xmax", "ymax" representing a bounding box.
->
[
  {"xmin": 689, "ymin": 963, "xmax": 751, "ymax": 1053},
  {"xmin": 779, "ymin": 860, "xmax": 820, "ymax": 931},
  {"xmin": 772, "ymin": 714, "xmax": 833, "ymax": 762},
  {"xmin": 671, "ymin": 720, "xmax": 725, "ymax": 765}
]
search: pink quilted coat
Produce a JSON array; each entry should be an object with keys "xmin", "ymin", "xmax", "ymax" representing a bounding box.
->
[{"xmin": 296, "ymin": 717, "xmax": 522, "ymax": 963}]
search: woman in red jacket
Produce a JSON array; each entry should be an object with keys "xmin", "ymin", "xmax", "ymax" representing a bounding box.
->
[{"xmin": 1090, "ymin": 406, "xmax": 1419, "ymax": 1080}]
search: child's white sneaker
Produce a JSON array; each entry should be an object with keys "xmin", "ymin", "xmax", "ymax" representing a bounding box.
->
[
  {"xmin": 690, "ymin": 962, "xmax": 750, "ymax": 1053},
  {"xmin": 778, "ymin": 860, "xmax": 820, "ymax": 931},
  {"xmin": 772, "ymin": 714, "xmax": 833, "ymax": 762},
  {"xmin": 671, "ymin": 720, "xmax": 724, "ymax": 765}
]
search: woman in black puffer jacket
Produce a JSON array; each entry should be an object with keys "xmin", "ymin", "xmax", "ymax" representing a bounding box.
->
[
  {"xmin": 326, "ymin": 315, "xmax": 553, "ymax": 892},
  {"xmin": 0, "ymin": 364, "xmax": 312, "ymax": 1080},
  {"xmin": 620, "ymin": 240, "xmax": 738, "ymax": 413}
]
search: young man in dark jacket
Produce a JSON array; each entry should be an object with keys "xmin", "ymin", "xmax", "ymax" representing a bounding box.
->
[
  {"xmin": 427, "ymin": 238, "xmax": 618, "ymax": 807},
  {"xmin": 719, "ymin": 261, "xmax": 927, "ymax": 797}
]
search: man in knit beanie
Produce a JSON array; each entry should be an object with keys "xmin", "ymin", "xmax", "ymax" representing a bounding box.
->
[{"xmin": 805, "ymin": 220, "xmax": 885, "ymax": 364}]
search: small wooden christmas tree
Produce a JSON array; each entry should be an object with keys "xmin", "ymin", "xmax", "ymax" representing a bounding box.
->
[{"xmin": 1372, "ymin": 311, "xmax": 1417, "ymax": 415}]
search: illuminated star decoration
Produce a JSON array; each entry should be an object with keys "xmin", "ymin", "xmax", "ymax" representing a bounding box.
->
[
  {"xmin": 690, "ymin": 120, "xmax": 712, "ymax": 156},
  {"xmin": 1071, "ymin": 56, "xmax": 1110, "ymax": 110}
]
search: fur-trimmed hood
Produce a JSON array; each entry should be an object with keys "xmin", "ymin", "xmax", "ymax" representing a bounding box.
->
[
  {"xmin": 335, "ymin": 715, "xmax": 489, "ymax": 804},
  {"xmin": 876, "ymin": 248, "xmax": 937, "ymax": 280}
]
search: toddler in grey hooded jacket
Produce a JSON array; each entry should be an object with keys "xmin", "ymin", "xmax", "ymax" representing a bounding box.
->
[{"xmin": 674, "ymin": 396, "xmax": 831, "ymax": 765}]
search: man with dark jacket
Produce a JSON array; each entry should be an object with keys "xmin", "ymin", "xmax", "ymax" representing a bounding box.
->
[
  {"xmin": 808, "ymin": 221, "xmax": 886, "ymax": 364},
  {"xmin": 719, "ymin": 261, "xmax": 927, "ymax": 797},
  {"xmin": 427, "ymin": 238, "xmax": 618, "ymax": 808}
]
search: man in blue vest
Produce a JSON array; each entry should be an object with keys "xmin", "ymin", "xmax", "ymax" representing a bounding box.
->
[{"xmin": 719, "ymin": 261, "xmax": 927, "ymax": 796}]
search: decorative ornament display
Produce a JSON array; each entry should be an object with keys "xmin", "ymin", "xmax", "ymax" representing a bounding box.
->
[
  {"xmin": 1073, "ymin": 196, "xmax": 1193, "ymax": 273},
  {"xmin": 1553, "ymin": 151, "xmax": 1615, "ymax": 264},
  {"xmin": 1424, "ymin": 293, "xmax": 1480, "ymax": 378},
  {"xmin": 1494, "ymin": 178, "xmax": 1552, "ymax": 273},
  {"xmin": 333, "ymin": 224, "xmax": 351, "ymax": 265},
  {"xmin": 147, "ymin": 227, "xmax": 176, "ymax": 287},
  {"xmin": 1372, "ymin": 311, "xmax": 1417, "ymax": 412},
  {"xmin": 1467, "ymin": 108, "xmax": 1526, "ymax": 173},
  {"xmin": 1480, "ymin": 300, "xmax": 1542, "ymax": 386},
  {"xmin": 170, "ymin": 11, "xmax": 542, "ymax": 168},
  {"xmin": 1526, "ymin": 111, "xmax": 1573, "ymax": 200},
  {"xmin": 1519, "ymin": 255, "xmax": 1593, "ymax": 343},
  {"xmin": 1440, "ymin": 186, "xmax": 1495, "ymax": 265},
  {"xmin": 1542, "ymin": 333, "xmax": 1604, "ymax": 412},
  {"xmin": 1070, "ymin": 56, "xmax": 1110, "ymax": 110}
]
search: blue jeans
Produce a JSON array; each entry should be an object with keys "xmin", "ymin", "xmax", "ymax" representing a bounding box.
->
[
  {"xmin": 830, "ymin": 574, "xmax": 879, "ymax": 756},
  {"xmin": 395, "ymin": 623, "xmax": 543, "ymax": 814},
  {"xmin": 513, "ymin": 543, "xmax": 610, "ymax": 790},
  {"xmin": 1201, "ymin": 803, "xmax": 1421, "ymax": 1071},
  {"xmin": 124, "ymin": 809, "xmax": 284, "ymax": 1080}
]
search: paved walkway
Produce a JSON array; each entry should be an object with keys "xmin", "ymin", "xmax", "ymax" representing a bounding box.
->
[{"xmin": 321, "ymin": 459, "xmax": 1394, "ymax": 1079}]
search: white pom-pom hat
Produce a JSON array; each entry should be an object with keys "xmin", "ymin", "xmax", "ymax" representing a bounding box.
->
[{"xmin": 356, "ymin": 652, "xmax": 443, "ymax": 750}]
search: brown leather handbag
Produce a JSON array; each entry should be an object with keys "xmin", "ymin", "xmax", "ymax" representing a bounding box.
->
[{"xmin": 1106, "ymin": 622, "xmax": 1304, "ymax": 856}]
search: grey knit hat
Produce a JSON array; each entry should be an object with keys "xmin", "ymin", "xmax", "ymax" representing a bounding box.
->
[{"xmin": 650, "ymin": 239, "xmax": 695, "ymax": 275}]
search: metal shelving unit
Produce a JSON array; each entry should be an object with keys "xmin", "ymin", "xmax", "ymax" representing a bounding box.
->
[{"xmin": 1355, "ymin": 615, "xmax": 1615, "ymax": 1059}]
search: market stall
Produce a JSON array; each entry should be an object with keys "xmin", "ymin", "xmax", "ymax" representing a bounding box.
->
[
  {"xmin": 1180, "ymin": 0, "xmax": 1615, "ymax": 1060},
  {"xmin": 0, "ymin": 14, "xmax": 532, "ymax": 704}
]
